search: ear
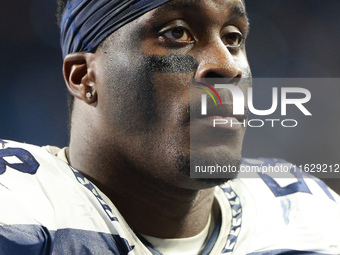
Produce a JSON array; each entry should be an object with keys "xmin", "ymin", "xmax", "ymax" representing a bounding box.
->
[{"xmin": 63, "ymin": 52, "xmax": 97, "ymax": 104}]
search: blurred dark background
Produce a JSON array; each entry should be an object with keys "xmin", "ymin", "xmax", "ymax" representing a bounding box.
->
[{"xmin": 0, "ymin": 0, "xmax": 339, "ymax": 190}]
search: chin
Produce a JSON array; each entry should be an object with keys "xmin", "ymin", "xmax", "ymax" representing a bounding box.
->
[{"xmin": 174, "ymin": 151, "xmax": 241, "ymax": 190}]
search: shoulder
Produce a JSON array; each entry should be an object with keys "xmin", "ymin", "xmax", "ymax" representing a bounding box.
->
[
  {"xmin": 0, "ymin": 139, "xmax": 65, "ymax": 174},
  {"xmin": 0, "ymin": 139, "xmax": 76, "ymax": 192},
  {"xmin": 0, "ymin": 140, "xmax": 143, "ymax": 255},
  {"xmin": 0, "ymin": 140, "xmax": 68, "ymax": 253},
  {"xmin": 238, "ymin": 157, "xmax": 340, "ymax": 203},
  {"xmin": 221, "ymin": 157, "xmax": 340, "ymax": 254},
  {"xmin": 0, "ymin": 140, "xmax": 79, "ymax": 225},
  {"xmin": 0, "ymin": 140, "xmax": 112, "ymax": 226}
]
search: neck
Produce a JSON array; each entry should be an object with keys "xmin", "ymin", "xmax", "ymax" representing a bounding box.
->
[
  {"xmin": 68, "ymin": 114, "xmax": 215, "ymax": 238},
  {"xmin": 98, "ymin": 170, "xmax": 215, "ymax": 238}
]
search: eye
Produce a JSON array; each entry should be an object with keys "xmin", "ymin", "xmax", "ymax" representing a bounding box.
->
[
  {"xmin": 224, "ymin": 32, "xmax": 244, "ymax": 48},
  {"xmin": 221, "ymin": 25, "xmax": 244, "ymax": 49},
  {"xmin": 162, "ymin": 27, "xmax": 193, "ymax": 42}
]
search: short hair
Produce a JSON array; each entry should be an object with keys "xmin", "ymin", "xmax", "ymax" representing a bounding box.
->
[
  {"xmin": 57, "ymin": 0, "xmax": 68, "ymax": 30},
  {"xmin": 57, "ymin": 0, "xmax": 75, "ymax": 124}
]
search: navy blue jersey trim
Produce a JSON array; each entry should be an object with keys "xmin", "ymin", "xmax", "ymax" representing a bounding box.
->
[
  {"xmin": 68, "ymin": 165, "xmax": 136, "ymax": 253},
  {"xmin": 0, "ymin": 225, "xmax": 136, "ymax": 255},
  {"xmin": 219, "ymin": 183, "xmax": 242, "ymax": 253},
  {"xmin": 247, "ymin": 249, "xmax": 330, "ymax": 255},
  {"xmin": 54, "ymin": 228, "xmax": 134, "ymax": 254},
  {"xmin": 0, "ymin": 224, "xmax": 54, "ymax": 255},
  {"xmin": 135, "ymin": 234, "xmax": 163, "ymax": 255},
  {"xmin": 201, "ymin": 211, "xmax": 222, "ymax": 255},
  {"xmin": 69, "ymin": 165, "xmax": 119, "ymax": 222}
]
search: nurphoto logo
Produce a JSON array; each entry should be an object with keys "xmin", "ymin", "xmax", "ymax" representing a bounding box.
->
[{"xmin": 197, "ymin": 81, "xmax": 312, "ymax": 128}]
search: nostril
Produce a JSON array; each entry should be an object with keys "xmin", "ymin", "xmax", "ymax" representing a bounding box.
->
[{"xmin": 205, "ymin": 72, "xmax": 225, "ymax": 78}]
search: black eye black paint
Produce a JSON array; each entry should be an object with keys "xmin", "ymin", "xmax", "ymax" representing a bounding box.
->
[
  {"xmin": 136, "ymin": 68, "xmax": 158, "ymax": 130},
  {"xmin": 132, "ymin": 53, "xmax": 198, "ymax": 130},
  {"xmin": 117, "ymin": 53, "xmax": 198, "ymax": 134},
  {"xmin": 145, "ymin": 54, "xmax": 198, "ymax": 73}
]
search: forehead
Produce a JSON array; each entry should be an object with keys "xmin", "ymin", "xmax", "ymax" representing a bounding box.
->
[
  {"xmin": 98, "ymin": 0, "xmax": 249, "ymax": 55},
  {"xmin": 152, "ymin": 0, "xmax": 248, "ymax": 22}
]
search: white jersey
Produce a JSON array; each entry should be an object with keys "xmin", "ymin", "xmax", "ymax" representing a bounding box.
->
[{"xmin": 0, "ymin": 139, "xmax": 339, "ymax": 255}]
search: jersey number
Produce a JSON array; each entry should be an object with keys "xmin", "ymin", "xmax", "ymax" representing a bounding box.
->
[
  {"xmin": 259, "ymin": 171, "xmax": 335, "ymax": 201},
  {"xmin": 0, "ymin": 148, "xmax": 40, "ymax": 175}
]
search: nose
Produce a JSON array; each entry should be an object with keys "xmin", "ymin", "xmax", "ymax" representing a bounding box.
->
[{"xmin": 195, "ymin": 41, "xmax": 243, "ymax": 80}]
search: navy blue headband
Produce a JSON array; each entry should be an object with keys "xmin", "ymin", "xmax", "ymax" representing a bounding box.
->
[
  {"xmin": 60, "ymin": 0, "xmax": 246, "ymax": 59},
  {"xmin": 60, "ymin": 0, "xmax": 172, "ymax": 58}
]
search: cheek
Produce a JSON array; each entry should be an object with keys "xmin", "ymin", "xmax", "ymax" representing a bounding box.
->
[
  {"xmin": 237, "ymin": 53, "xmax": 251, "ymax": 78},
  {"xmin": 103, "ymin": 63, "xmax": 158, "ymax": 134},
  {"xmin": 145, "ymin": 54, "xmax": 198, "ymax": 73},
  {"xmin": 99, "ymin": 54, "xmax": 198, "ymax": 135}
]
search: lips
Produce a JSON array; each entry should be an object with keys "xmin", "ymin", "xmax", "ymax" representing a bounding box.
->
[
  {"xmin": 189, "ymin": 102, "xmax": 248, "ymax": 123},
  {"xmin": 199, "ymin": 104, "xmax": 247, "ymax": 122}
]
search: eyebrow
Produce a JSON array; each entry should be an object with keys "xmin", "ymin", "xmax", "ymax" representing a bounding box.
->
[
  {"xmin": 230, "ymin": 4, "xmax": 249, "ymax": 26},
  {"xmin": 229, "ymin": 3, "xmax": 250, "ymax": 37}
]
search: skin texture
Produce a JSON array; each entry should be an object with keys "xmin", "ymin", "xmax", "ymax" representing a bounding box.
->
[{"xmin": 63, "ymin": 0, "xmax": 251, "ymax": 238}]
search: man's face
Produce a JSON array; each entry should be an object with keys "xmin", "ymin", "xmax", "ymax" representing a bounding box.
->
[{"xmin": 93, "ymin": 0, "xmax": 251, "ymax": 189}]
